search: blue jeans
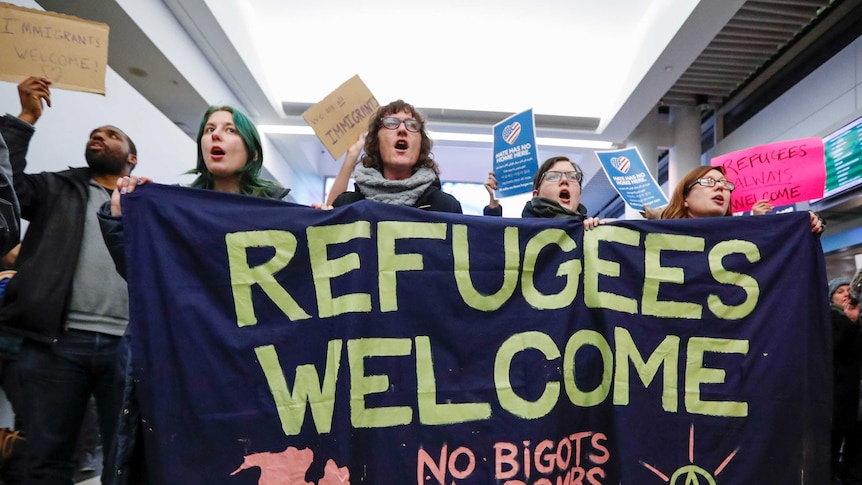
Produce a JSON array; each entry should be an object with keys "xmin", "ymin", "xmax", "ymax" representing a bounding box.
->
[{"xmin": 18, "ymin": 329, "xmax": 122, "ymax": 485}]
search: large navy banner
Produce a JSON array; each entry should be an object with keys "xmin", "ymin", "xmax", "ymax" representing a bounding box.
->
[{"xmin": 123, "ymin": 184, "xmax": 831, "ymax": 484}]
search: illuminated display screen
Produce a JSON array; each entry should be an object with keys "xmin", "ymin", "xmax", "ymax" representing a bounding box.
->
[{"xmin": 823, "ymin": 115, "xmax": 862, "ymax": 199}]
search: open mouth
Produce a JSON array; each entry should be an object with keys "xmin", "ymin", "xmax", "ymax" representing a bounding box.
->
[
  {"xmin": 211, "ymin": 147, "xmax": 225, "ymax": 156},
  {"xmin": 712, "ymin": 195, "xmax": 725, "ymax": 204},
  {"xmin": 559, "ymin": 189, "xmax": 571, "ymax": 202},
  {"xmin": 394, "ymin": 140, "xmax": 408, "ymax": 150}
]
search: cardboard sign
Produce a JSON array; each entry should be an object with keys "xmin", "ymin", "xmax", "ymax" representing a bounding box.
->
[
  {"xmin": 595, "ymin": 147, "xmax": 668, "ymax": 211},
  {"xmin": 0, "ymin": 3, "xmax": 109, "ymax": 95},
  {"xmin": 302, "ymin": 75, "xmax": 379, "ymax": 160},
  {"xmin": 710, "ymin": 137, "xmax": 826, "ymax": 212},
  {"xmin": 492, "ymin": 108, "xmax": 538, "ymax": 197}
]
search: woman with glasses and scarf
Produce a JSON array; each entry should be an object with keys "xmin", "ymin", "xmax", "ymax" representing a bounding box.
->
[
  {"xmin": 484, "ymin": 155, "xmax": 604, "ymax": 228},
  {"xmin": 329, "ymin": 100, "xmax": 462, "ymax": 213},
  {"xmin": 660, "ymin": 165, "xmax": 823, "ymax": 232}
]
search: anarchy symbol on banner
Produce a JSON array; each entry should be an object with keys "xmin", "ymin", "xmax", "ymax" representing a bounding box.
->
[
  {"xmin": 641, "ymin": 424, "xmax": 738, "ymax": 484},
  {"xmin": 668, "ymin": 465, "xmax": 717, "ymax": 485}
]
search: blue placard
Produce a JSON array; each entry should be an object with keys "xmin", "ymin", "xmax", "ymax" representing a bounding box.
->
[
  {"xmin": 493, "ymin": 109, "xmax": 538, "ymax": 197},
  {"xmin": 595, "ymin": 147, "xmax": 668, "ymax": 210}
]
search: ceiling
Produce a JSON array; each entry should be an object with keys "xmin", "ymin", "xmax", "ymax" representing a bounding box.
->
[{"xmin": 30, "ymin": 0, "xmax": 848, "ymax": 219}]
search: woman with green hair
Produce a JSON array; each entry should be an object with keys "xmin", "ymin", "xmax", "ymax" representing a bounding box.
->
[
  {"xmin": 186, "ymin": 105, "xmax": 289, "ymax": 198},
  {"xmin": 96, "ymin": 105, "xmax": 290, "ymax": 485},
  {"xmin": 97, "ymin": 105, "xmax": 290, "ymax": 276}
]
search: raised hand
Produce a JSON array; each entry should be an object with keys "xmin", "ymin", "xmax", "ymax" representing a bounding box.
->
[
  {"xmin": 484, "ymin": 171, "xmax": 499, "ymax": 208},
  {"xmin": 17, "ymin": 77, "xmax": 52, "ymax": 125}
]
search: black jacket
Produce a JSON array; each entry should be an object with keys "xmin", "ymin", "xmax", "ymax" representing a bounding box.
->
[
  {"xmin": 0, "ymin": 131, "xmax": 20, "ymax": 257},
  {"xmin": 482, "ymin": 199, "xmax": 588, "ymax": 219},
  {"xmin": 521, "ymin": 199, "xmax": 588, "ymax": 219},
  {"xmin": 97, "ymin": 185, "xmax": 291, "ymax": 280},
  {"xmin": 332, "ymin": 178, "xmax": 462, "ymax": 213},
  {"xmin": 0, "ymin": 115, "xmax": 85, "ymax": 342},
  {"xmin": 832, "ymin": 305, "xmax": 862, "ymax": 427}
]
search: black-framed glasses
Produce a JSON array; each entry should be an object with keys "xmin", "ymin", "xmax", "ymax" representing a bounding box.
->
[
  {"xmin": 380, "ymin": 117, "xmax": 421, "ymax": 133},
  {"xmin": 687, "ymin": 177, "xmax": 735, "ymax": 192},
  {"xmin": 542, "ymin": 170, "xmax": 583, "ymax": 184}
]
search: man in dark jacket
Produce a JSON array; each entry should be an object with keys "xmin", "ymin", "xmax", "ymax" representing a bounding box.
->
[
  {"xmin": 1, "ymin": 76, "xmax": 137, "ymax": 485},
  {"xmin": 831, "ymin": 276, "xmax": 862, "ymax": 485}
]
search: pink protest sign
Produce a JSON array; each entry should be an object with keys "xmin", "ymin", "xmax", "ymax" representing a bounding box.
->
[{"xmin": 710, "ymin": 137, "xmax": 825, "ymax": 212}]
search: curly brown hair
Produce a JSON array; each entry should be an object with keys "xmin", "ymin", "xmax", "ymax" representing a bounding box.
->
[{"xmin": 361, "ymin": 100, "xmax": 439, "ymax": 175}]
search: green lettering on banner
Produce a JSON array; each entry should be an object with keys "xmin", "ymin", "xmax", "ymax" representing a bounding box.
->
[
  {"xmin": 307, "ymin": 221, "xmax": 371, "ymax": 318},
  {"xmin": 495, "ymin": 331, "xmax": 561, "ymax": 419},
  {"xmin": 584, "ymin": 227, "xmax": 639, "ymax": 314},
  {"xmin": 685, "ymin": 337, "xmax": 749, "ymax": 417},
  {"xmin": 255, "ymin": 340, "xmax": 342, "ymax": 435},
  {"xmin": 452, "ymin": 225, "xmax": 519, "ymax": 312},
  {"xmin": 707, "ymin": 240, "xmax": 760, "ymax": 319},
  {"xmin": 377, "ymin": 222, "xmax": 447, "ymax": 312},
  {"xmin": 563, "ymin": 329, "xmax": 613, "ymax": 407},
  {"xmin": 642, "ymin": 233, "xmax": 704, "ymax": 319},
  {"xmin": 226, "ymin": 230, "xmax": 310, "ymax": 326},
  {"xmin": 521, "ymin": 228, "xmax": 580, "ymax": 310},
  {"xmin": 415, "ymin": 336, "xmax": 491, "ymax": 425},
  {"xmin": 613, "ymin": 328, "xmax": 680, "ymax": 412},
  {"xmin": 348, "ymin": 338, "xmax": 413, "ymax": 428}
]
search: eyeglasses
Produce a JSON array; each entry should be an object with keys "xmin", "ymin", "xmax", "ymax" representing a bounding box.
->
[
  {"xmin": 380, "ymin": 117, "xmax": 421, "ymax": 133},
  {"xmin": 686, "ymin": 177, "xmax": 736, "ymax": 192},
  {"xmin": 541, "ymin": 170, "xmax": 583, "ymax": 184}
]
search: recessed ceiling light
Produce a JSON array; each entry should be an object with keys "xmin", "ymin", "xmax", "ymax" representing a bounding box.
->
[
  {"xmin": 257, "ymin": 125, "xmax": 612, "ymax": 149},
  {"xmin": 129, "ymin": 67, "xmax": 148, "ymax": 77},
  {"xmin": 257, "ymin": 125, "xmax": 314, "ymax": 135}
]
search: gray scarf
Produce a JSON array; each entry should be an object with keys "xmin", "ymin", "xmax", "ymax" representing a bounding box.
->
[{"xmin": 353, "ymin": 166, "xmax": 437, "ymax": 206}]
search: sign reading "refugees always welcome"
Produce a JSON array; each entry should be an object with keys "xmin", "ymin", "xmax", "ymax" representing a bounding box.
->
[{"xmin": 123, "ymin": 184, "xmax": 830, "ymax": 484}]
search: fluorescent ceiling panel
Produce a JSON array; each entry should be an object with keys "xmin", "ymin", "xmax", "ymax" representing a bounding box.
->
[{"xmin": 220, "ymin": 0, "xmax": 699, "ymax": 124}]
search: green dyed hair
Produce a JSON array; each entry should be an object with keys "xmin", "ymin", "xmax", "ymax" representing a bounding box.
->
[{"xmin": 189, "ymin": 105, "xmax": 276, "ymax": 197}]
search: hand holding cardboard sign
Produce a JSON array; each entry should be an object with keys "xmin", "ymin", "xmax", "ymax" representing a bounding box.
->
[
  {"xmin": 322, "ymin": 133, "xmax": 366, "ymax": 208},
  {"xmin": 17, "ymin": 76, "xmax": 52, "ymax": 125}
]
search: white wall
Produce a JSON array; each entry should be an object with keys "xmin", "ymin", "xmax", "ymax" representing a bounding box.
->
[
  {"xmin": 1, "ymin": 0, "xmax": 198, "ymax": 183},
  {"xmin": 0, "ymin": 69, "xmax": 326, "ymax": 204},
  {"xmin": 259, "ymin": 135, "xmax": 323, "ymax": 203},
  {"xmin": 0, "ymin": 70, "xmax": 197, "ymax": 185},
  {"xmin": 1, "ymin": 0, "xmax": 325, "ymax": 204},
  {"xmin": 112, "ymin": 0, "xmax": 324, "ymax": 204},
  {"xmin": 708, "ymin": 38, "xmax": 861, "ymax": 157},
  {"xmin": 115, "ymin": 0, "xmax": 243, "ymax": 109},
  {"xmin": 706, "ymin": 36, "xmax": 862, "ymax": 242}
]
